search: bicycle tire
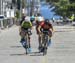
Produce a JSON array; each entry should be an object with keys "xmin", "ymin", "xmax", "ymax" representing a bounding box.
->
[
  {"xmin": 42, "ymin": 34, "xmax": 48, "ymax": 55},
  {"xmin": 25, "ymin": 33, "xmax": 29, "ymax": 54}
]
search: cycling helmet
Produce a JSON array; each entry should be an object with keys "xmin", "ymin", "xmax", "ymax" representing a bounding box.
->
[
  {"xmin": 38, "ymin": 16, "xmax": 44, "ymax": 22},
  {"xmin": 31, "ymin": 15, "xmax": 35, "ymax": 18},
  {"xmin": 25, "ymin": 16, "xmax": 30, "ymax": 22},
  {"xmin": 30, "ymin": 15, "xmax": 35, "ymax": 21},
  {"xmin": 45, "ymin": 19, "xmax": 49, "ymax": 23}
]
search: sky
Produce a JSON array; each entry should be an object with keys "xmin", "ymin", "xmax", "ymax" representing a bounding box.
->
[{"xmin": 40, "ymin": 1, "xmax": 61, "ymax": 20}]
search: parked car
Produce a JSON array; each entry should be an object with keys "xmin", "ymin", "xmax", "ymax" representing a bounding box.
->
[
  {"xmin": 72, "ymin": 18, "xmax": 75, "ymax": 26},
  {"xmin": 72, "ymin": 21, "xmax": 75, "ymax": 26}
]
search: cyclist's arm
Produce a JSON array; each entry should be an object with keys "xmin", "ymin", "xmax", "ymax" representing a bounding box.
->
[
  {"xmin": 38, "ymin": 22, "xmax": 44, "ymax": 33},
  {"xmin": 19, "ymin": 21, "xmax": 25, "ymax": 33},
  {"xmin": 21, "ymin": 21, "xmax": 25, "ymax": 27},
  {"xmin": 49, "ymin": 23, "xmax": 53, "ymax": 31},
  {"xmin": 19, "ymin": 21, "xmax": 24, "ymax": 32},
  {"xmin": 30, "ymin": 22, "xmax": 32, "ymax": 26},
  {"xmin": 38, "ymin": 25, "xmax": 41, "ymax": 33},
  {"xmin": 29, "ymin": 22, "xmax": 33, "ymax": 29}
]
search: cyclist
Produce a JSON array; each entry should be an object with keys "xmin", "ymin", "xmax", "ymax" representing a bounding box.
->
[
  {"xmin": 35, "ymin": 13, "xmax": 44, "ymax": 34},
  {"xmin": 20, "ymin": 13, "xmax": 26, "ymax": 25},
  {"xmin": 19, "ymin": 16, "xmax": 32, "ymax": 52},
  {"xmin": 35, "ymin": 13, "xmax": 45, "ymax": 50},
  {"xmin": 30, "ymin": 15, "xmax": 35, "ymax": 24},
  {"xmin": 38, "ymin": 19, "xmax": 53, "ymax": 50}
]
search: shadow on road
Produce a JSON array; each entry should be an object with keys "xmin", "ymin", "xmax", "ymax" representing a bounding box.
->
[
  {"xmin": 29, "ymin": 52, "xmax": 43, "ymax": 56},
  {"xmin": 10, "ymin": 52, "xmax": 45, "ymax": 56},
  {"xmin": 10, "ymin": 53, "xmax": 26, "ymax": 56},
  {"xmin": 10, "ymin": 46, "xmax": 22, "ymax": 48}
]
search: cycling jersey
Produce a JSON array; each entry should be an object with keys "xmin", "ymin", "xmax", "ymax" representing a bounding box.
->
[
  {"xmin": 21, "ymin": 21, "xmax": 32, "ymax": 28},
  {"xmin": 39, "ymin": 21, "xmax": 53, "ymax": 37},
  {"xmin": 40, "ymin": 21, "xmax": 53, "ymax": 30}
]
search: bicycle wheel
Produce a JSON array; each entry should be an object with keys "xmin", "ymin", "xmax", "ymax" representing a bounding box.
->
[
  {"xmin": 42, "ymin": 34, "xmax": 48, "ymax": 55},
  {"xmin": 38, "ymin": 35, "xmax": 42, "ymax": 52},
  {"xmin": 43, "ymin": 47, "xmax": 47, "ymax": 56},
  {"xmin": 25, "ymin": 34, "xmax": 29, "ymax": 55}
]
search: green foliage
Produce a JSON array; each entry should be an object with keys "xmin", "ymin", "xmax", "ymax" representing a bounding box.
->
[
  {"xmin": 15, "ymin": 10, "xmax": 20, "ymax": 19},
  {"xmin": 68, "ymin": 4, "xmax": 75, "ymax": 11},
  {"xmin": 46, "ymin": 0, "xmax": 59, "ymax": 3},
  {"xmin": 46, "ymin": 0, "xmax": 75, "ymax": 17},
  {"xmin": 69, "ymin": 0, "xmax": 75, "ymax": 3},
  {"xmin": 22, "ymin": 0, "xmax": 26, "ymax": 8}
]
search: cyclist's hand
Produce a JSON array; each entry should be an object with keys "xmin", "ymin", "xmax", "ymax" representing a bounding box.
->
[
  {"xmin": 49, "ymin": 29, "xmax": 53, "ymax": 32},
  {"xmin": 39, "ymin": 31, "xmax": 41, "ymax": 34}
]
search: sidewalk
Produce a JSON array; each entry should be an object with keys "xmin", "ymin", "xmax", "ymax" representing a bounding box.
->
[
  {"xmin": 0, "ymin": 25, "xmax": 18, "ymax": 34},
  {"xmin": 54, "ymin": 25, "xmax": 75, "ymax": 32}
]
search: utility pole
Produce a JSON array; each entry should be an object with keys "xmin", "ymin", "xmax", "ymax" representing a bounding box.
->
[
  {"xmin": 30, "ymin": 0, "xmax": 34, "ymax": 16},
  {"xmin": 38, "ymin": 0, "xmax": 40, "ymax": 13},
  {"xmin": 0, "ymin": 0, "xmax": 4, "ymax": 29},
  {"xmin": 20, "ymin": 0, "xmax": 22, "ymax": 21},
  {"xmin": 17, "ymin": 0, "xmax": 22, "ymax": 21}
]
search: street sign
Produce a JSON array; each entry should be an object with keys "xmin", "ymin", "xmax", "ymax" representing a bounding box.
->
[{"xmin": 0, "ymin": 15, "xmax": 4, "ymax": 20}]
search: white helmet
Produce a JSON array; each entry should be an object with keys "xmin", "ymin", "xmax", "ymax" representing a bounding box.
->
[
  {"xmin": 25, "ymin": 16, "xmax": 30, "ymax": 22},
  {"xmin": 37, "ymin": 16, "xmax": 44, "ymax": 22}
]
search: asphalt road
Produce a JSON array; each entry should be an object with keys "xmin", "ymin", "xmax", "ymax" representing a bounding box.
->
[{"xmin": 0, "ymin": 25, "xmax": 75, "ymax": 63}]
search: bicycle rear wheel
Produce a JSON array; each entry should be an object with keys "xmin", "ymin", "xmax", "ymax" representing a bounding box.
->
[
  {"xmin": 25, "ymin": 34, "xmax": 29, "ymax": 55},
  {"xmin": 43, "ymin": 47, "xmax": 47, "ymax": 55}
]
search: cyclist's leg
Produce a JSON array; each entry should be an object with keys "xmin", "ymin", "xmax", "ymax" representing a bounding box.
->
[
  {"xmin": 36, "ymin": 25, "xmax": 41, "ymax": 48},
  {"xmin": 36, "ymin": 25, "xmax": 39, "ymax": 34},
  {"xmin": 20, "ymin": 37, "xmax": 25, "ymax": 42},
  {"xmin": 28, "ymin": 27, "xmax": 32, "ymax": 47},
  {"xmin": 20, "ymin": 29, "xmax": 25, "ymax": 42},
  {"xmin": 47, "ymin": 36, "xmax": 51, "ymax": 46},
  {"xmin": 47, "ymin": 31, "xmax": 52, "ymax": 46},
  {"xmin": 28, "ymin": 28, "xmax": 32, "ymax": 52},
  {"xmin": 38, "ymin": 33, "xmax": 43, "ymax": 51},
  {"xmin": 27, "ymin": 35, "xmax": 32, "ymax": 52},
  {"xmin": 28, "ymin": 36, "xmax": 31, "ymax": 48}
]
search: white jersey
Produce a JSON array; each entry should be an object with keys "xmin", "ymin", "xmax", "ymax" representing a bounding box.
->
[{"xmin": 36, "ymin": 16, "xmax": 44, "ymax": 22}]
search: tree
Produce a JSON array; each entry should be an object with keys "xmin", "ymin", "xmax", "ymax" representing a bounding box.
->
[
  {"xmin": 12, "ymin": 0, "xmax": 16, "ymax": 4},
  {"xmin": 46, "ymin": 0, "xmax": 59, "ymax": 3},
  {"xmin": 22, "ymin": 0, "xmax": 26, "ymax": 8},
  {"xmin": 46, "ymin": 0, "xmax": 75, "ymax": 18},
  {"xmin": 69, "ymin": 0, "xmax": 75, "ymax": 3}
]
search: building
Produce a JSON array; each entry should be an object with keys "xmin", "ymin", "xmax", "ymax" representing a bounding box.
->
[
  {"xmin": 25, "ymin": 0, "xmax": 41, "ymax": 16},
  {"xmin": 0, "ymin": 0, "xmax": 14, "ymax": 29}
]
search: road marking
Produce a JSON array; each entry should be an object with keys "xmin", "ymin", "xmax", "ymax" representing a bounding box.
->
[{"xmin": 42, "ymin": 55, "xmax": 48, "ymax": 63}]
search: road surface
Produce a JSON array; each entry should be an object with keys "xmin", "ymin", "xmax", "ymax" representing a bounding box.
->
[{"xmin": 0, "ymin": 25, "xmax": 75, "ymax": 63}]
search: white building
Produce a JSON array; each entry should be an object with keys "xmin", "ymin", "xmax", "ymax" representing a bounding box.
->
[{"xmin": 0, "ymin": 0, "xmax": 14, "ymax": 28}]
